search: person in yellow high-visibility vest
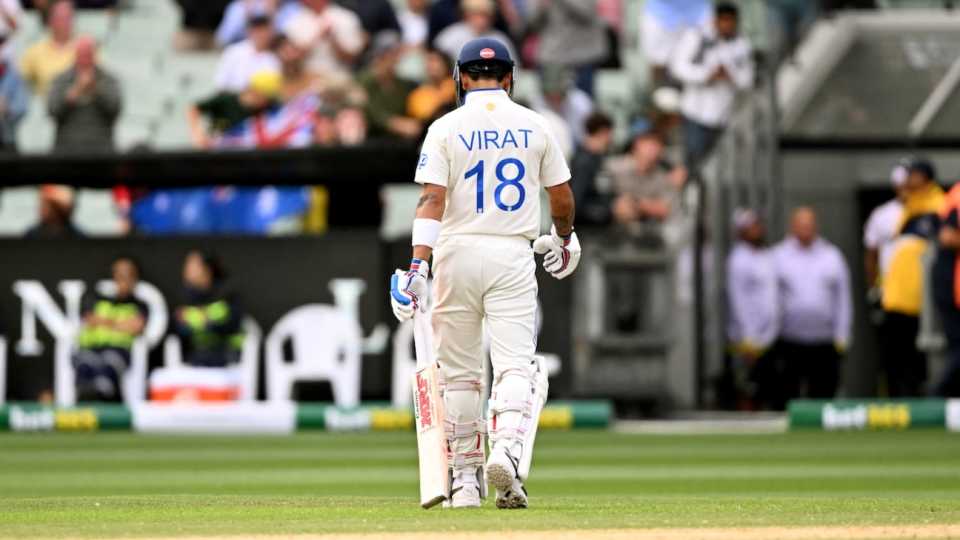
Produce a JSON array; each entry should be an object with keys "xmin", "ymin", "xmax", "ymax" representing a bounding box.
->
[
  {"xmin": 173, "ymin": 250, "xmax": 245, "ymax": 367},
  {"xmin": 74, "ymin": 256, "xmax": 147, "ymax": 402},
  {"xmin": 881, "ymin": 158, "xmax": 944, "ymax": 397}
]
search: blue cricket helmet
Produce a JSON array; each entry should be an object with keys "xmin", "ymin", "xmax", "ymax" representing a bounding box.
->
[{"xmin": 454, "ymin": 37, "xmax": 517, "ymax": 105}]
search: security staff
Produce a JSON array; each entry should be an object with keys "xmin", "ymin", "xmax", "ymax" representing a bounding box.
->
[
  {"xmin": 74, "ymin": 256, "xmax": 147, "ymax": 402},
  {"xmin": 174, "ymin": 250, "xmax": 245, "ymax": 367}
]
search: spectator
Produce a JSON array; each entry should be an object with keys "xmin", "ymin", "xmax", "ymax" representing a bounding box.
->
[
  {"xmin": 934, "ymin": 178, "xmax": 960, "ymax": 397},
  {"xmin": 528, "ymin": 0, "xmax": 608, "ymax": 96},
  {"xmin": 359, "ymin": 35, "xmax": 420, "ymax": 141},
  {"xmin": 726, "ymin": 209, "xmax": 779, "ymax": 410},
  {"xmin": 47, "ymin": 36, "xmax": 121, "ymax": 152},
  {"xmin": 0, "ymin": 0, "xmax": 24, "ymax": 61},
  {"xmin": 19, "ymin": 0, "xmax": 75, "ymax": 96},
  {"xmin": 670, "ymin": 2, "xmax": 754, "ymax": 170},
  {"xmin": 774, "ymin": 207, "xmax": 852, "ymax": 403},
  {"xmin": 602, "ymin": 124, "xmax": 686, "ymax": 236},
  {"xmin": 433, "ymin": 0, "xmax": 517, "ymax": 64},
  {"xmin": 406, "ymin": 48, "xmax": 456, "ymax": 122},
  {"xmin": 188, "ymin": 70, "xmax": 282, "ymax": 148},
  {"xmin": 879, "ymin": 158, "xmax": 944, "ymax": 397},
  {"xmin": 530, "ymin": 65, "xmax": 593, "ymax": 147},
  {"xmin": 25, "ymin": 184, "xmax": 82, "ymax": 238},
  {"xmin": 641, "ymin": 0, "xmax": 712, "ymax": 86},
  {"xmin": 73, "ymin": 256, "xmax": 147, "ymax": 402},
  {"xmin": 174, "ymin": 0, "xmax": 232, "ymax": 51},
  {"xmin": 216, "ymin": 0, "xmax": 300, "ymax": 47},
  {"xmin": 864, "ymin": 162, "xmax": 908, "ymax": 298},
  {"xmin": 284, "ymin": 0, "xmax": 366, "ymax": 76},
  {"xmin": 174, "ymin": 250, "xmax": 245, "ymax": 368},
  {"xmin": 570, "ymin": 111, "xmax": 614, "ymax": 225},
  {"xmin": 0, "ymin": 53, "xmax": 29, "ymax": 154},
  {"xmin": 214, "ymin": 14, "xmax": 281, "ymax": 93},
  {"xmin": 427, "ymin": 0, "xmax": 516, "ymax": 46},
  {"xmin": 863, "ymin": 162, "xmax": 907, "ymax": 349},
  {"xmin": 398, "ymin": 0, "xmax": 429, "ymax": 47}
]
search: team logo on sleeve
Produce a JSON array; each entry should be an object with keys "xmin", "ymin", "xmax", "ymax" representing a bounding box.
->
[
  {"xmin": 418, "ymin": 153, "xmax": 428, "ymax": 170},
  {"xmin": 480, "ymin": 48, "xmax": 495, "ymax": 59}
]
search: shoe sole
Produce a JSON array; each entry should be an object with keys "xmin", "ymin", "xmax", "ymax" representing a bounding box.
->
[{"xmin": 487, "ymin": 463, "xmax": 527, "ymax": 509}]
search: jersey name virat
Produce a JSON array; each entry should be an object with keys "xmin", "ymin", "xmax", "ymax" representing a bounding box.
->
[{"xmin": 414, "ymin": 88, "xmax": 571, "ymax": 241}]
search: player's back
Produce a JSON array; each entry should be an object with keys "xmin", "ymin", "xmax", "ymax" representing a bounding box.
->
[{"xmin": 415, "ymin": 88, "xmax": 570, "ymax": 242}]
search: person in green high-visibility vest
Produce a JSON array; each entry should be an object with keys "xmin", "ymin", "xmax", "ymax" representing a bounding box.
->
[
  {"xmin": 74, "ymin": 256, "xmax": 148, "ymax": 402},
  {"xmin": 173, "ymin": 250, "xmax": 245, "ymax": 367}
]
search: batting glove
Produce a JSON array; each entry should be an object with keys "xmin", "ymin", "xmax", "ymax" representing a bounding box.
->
[
  {"xmin": 533, "ymin": 225, "xmax": 581, "ymax": 280},
  {"xmin": 390, "ymin": 258, "xmax": 430, "ymax": 322}
]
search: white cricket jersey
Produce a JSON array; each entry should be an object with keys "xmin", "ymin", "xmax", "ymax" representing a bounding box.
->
[{"xmin": 414, "ymin": 88, "xmax": 571, "ymax": 241}]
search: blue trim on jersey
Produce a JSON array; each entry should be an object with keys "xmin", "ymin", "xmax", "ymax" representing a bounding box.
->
[{"xmin": 390, "ymin": 274, "xmax": 412, "ymax": 305}]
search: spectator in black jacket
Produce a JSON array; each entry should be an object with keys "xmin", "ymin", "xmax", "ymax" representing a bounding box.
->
[
  {"xmin": 571, "ymin": 111, "xmax": 614, "ymax": 225},
  {"xmin": 174, "ymin": 250, "xmax": 246, "ymax": 367},
  {"xmin": 47, "ymin": 36, "xmax": 121, "ymax": 152}
]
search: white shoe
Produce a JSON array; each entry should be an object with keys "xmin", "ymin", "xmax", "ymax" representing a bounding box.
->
[
  {"xmin": 486, "ymin": 447, "xmax": 528, "ymax": 509},
  {"xmin": 449, "ymin": 470, "xmax": 482, "ymax": 508}
]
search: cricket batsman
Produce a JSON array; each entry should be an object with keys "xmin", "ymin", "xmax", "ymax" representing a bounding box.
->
[{"xmin": 389, "ymin": 37, "xmax": 580, "ymax": 509}]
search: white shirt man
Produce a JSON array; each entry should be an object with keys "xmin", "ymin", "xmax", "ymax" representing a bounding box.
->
[
  {"xmin": 433, "ymin": 0, "xmax": 517, "ymax": 64},
  {"xmin": 775, "ymin": 235, "xmax": 852, "ymax": 349},
  {"xmin": 215, "ymin": 37, "xmax": 281, "ymax": 92},
  {"xmin": 727, "ymin": 211, "xmax": 778, "ymax": 356},
  {"xmin": 389, "ymin": 38, "xmax": 579, "ymax": 510},
  {"xmin": 671, "ymin": 26, "xmax": 753, "ymax": 128},
  {"xmin": 773, "ymin": 207, "xmax": 852, "ymax": 401},
  {"xmin": 283, "ymin": 0, "xmax": 366, "ymax": 75},
  {"xmin": 863, "ymin": 163, "xmax": 908, "ymax": 289}
]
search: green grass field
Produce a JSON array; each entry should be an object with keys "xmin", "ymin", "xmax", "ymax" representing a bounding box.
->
[{"xmin": 1, "ymin": 430, "xmax": 960, "ymax": 538}]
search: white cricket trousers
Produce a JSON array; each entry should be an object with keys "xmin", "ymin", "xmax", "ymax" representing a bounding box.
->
[{"xmin": 431, "ymin": 234, "xmax": 537, "ymax": 384}]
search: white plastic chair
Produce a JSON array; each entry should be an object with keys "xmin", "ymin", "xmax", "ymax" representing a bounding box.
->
[
  {"xmin": 160, "ymin": 316, "xmax": 262, "ymax": 401},
  {"xmin": 54, "ymin": 281, "xmax": 167, "ymax": 406},
  {"xmin": 265, "ymin": 305, "xmax": 362, "ymax": 407}
]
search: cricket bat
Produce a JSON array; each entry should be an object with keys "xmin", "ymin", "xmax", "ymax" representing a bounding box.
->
[{"xmin": 412, "ymin": 310, "xmax": 449, "ymax": 509}]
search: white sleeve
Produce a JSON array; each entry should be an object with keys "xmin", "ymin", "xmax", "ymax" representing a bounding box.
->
[
  {"xmin": 863, "ymin": 208, "xmax": 882, "ymax": 249},
  {"xmin": 669, "ymin": 30, "xmax": 712, "ymax": 85},
  {"xmin": 414, "ymin": 121, "xmax": 450, "ymax": 187},
  {"xmin": 331, "ymin": 10, "xmax": 366, "ymax": 56},
  {"xmin": 540, "ymin": 123, "xmax": 572, "ymax": 187}
]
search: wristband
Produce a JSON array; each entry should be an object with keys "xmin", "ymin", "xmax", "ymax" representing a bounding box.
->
[{"xmin": 412, "ymin": 218, "xmax": 442, "ymax": 248}]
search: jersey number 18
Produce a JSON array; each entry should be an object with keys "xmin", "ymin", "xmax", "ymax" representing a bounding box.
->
[{"xmin": 464, "ymin": 158, "xmax": 526, "ymax": 214}]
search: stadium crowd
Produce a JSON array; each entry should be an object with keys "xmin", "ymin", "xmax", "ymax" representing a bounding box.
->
[{"xmin": 0, "ymin": 0, "xmax": 764, "ymax": 235}]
